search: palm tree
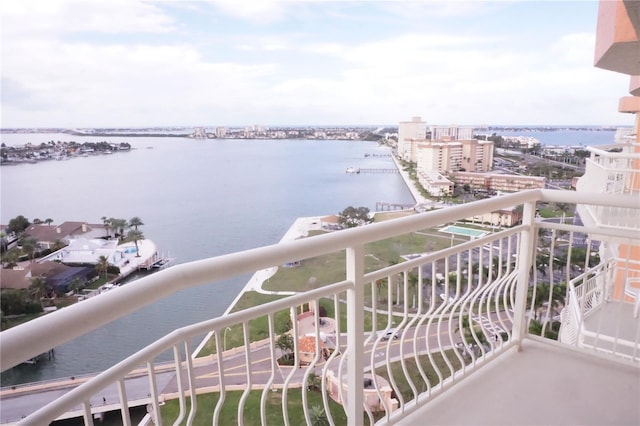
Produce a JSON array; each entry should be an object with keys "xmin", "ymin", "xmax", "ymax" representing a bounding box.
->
[
  {"xmin": 96, "ymin": 255, "xmax": 110, "ymax": 280},
  {"xmin": 44, "ymin": 218, "xmax": 54, "ymax": 226},
  {"xmin": 29, "ymin": 277, "xmax": 48, "ymax": 306},
  {"xmin": 52, "ymin": 239, "xmax": 66, "ymax": 251},
  {"xmin": 389, "ymin": 259, "xmax": 402, "ymax": 305},
  {"xmin": 306, "ymin": 372, "xmax": 322, "ymax": 391},
  {"xmin": 126, "ymin": 229, "xmax": 144, "ymax": 257},
  {"xmin": 19, "ymin": 237, "xmax": 38, "ymax": 262},
  {"xmin": 1, "ymin": 250, "xmax": 19, "ymax": 268},
  {"xmin": 275, "ymin": 333, "xmax": 294, "ymax": 362},
  {"xmin": 68, "ymin": 277, "xmax": 84, "ymax": 294},
  {"xmin": 408, "ymin": 272, "xmax": 419, "ymax": 309},
  {"xmin": 101, "ymin": 216, "xmax": 111, "ymax": 238},
  {"xmin": 129, "ymin": 216, "xmax": 143, "ymax": 231},
  {"xmin": 555, "ymin": 202, "xmax": 572, "ymax": 224},
  {"xmin": 528, "ymin": 282, "xmax": 566, "ymax": 321},
  {"xmin": 375, "ymin": 279, "xmax": 385, "ymax": 304},
  {"xmin": 110, "ymin": 218, "xmax": 127, "ymax": 240},
  {"xmin": 308, "ymin": 405, "xmax": 329, "ymax": 426}
]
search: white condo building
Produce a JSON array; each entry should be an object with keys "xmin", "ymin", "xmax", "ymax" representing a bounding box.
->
[{"xmin": 397, "ymin": 116, "xmax": 426, "ymax": 162}]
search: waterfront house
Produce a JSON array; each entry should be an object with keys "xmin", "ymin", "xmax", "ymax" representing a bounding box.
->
[{"xmin": 24, "ymin": 222, "xmax": 107, "ymax": 250}]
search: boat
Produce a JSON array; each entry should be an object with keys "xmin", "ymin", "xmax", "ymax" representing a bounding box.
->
[{"xmin": 345, "ymin": 167, "xmax": 360, "ymax": 174}]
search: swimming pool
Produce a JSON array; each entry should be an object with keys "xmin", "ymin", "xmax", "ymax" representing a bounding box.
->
[
  {"xmin": 123, "ymin": 247, "xmax": 138, "ymax": 254},
  {"xmin": 439, "ymin": 225, "xmax": 488, "ymax": 238}
]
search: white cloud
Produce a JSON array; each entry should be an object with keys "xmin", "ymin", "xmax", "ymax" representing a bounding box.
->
[
  {"xmin": 205, "ymin": 0, "xmax": 289, "ymax": 23},
  {"xmin": 0, "ymin": 1, "xmax": 632, "ymax": 127},
  {"xmin": 1, "ymin": 0, "xmax": 175, "ymax": 38}
]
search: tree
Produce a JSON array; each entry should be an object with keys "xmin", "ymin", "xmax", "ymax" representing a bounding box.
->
[
  {"xmin": 101, "ymin": 216, "xmax": 111, "ymax": 238},
  {"xmin": 275, "ymin": 333, "xmax": 294, "ymax": 361},
  {"xmin": 19, "ymin": 237, "xmax": 38, "ymax": 261},
  {"xmin": 29, "ymin": 277, "xmax": 48, "ymax": 305},
  {"xmin": 408, "ymin": 272, "xmax": 419, "ymax": 309},
  {"xmin": 68, "ymin": 278, "xmax": 85, "ymax": 294},
  {"xmin": 308, "ymin": 405, "xmax": 329, "ymax": 426},
  {"xmin": 129, "ymin": 216, "xmax": 144, "ymax": 231},
  {"xmin": 1, "ymin": 250, "xmax": 19, "ymax": 269},
  {"xmin": 528, "ymin": 282, "xmax": 566, "ymax": 321},
  {"xmin": 52, "ymin": 239, "xmax": 66, "ymax": 251},
  {"xmin": 456, "ymin": 314, "xmax": 488, "ymax": 349},
  {"xmin": 337, "ymin": 206, "xmax": 373, "ymax": 228},
  {"xmin": 32, "ymin": 218, "xmax": 43, "ymax": 225},
  {"xmin": 1, "ymin": 289, "xmax": 26, "ymax": 316},
  {"xmin": 96, "ymin": 255, "xmax": 110, "ymax": 280},
  {"xmin": 110, "ymin": 218, "xmax": 127, "ymax": 239},
  {"xmin": 555, "ymin": 203, "xmax": 572, "ymax": 224},
  {"xmin": 126, "ymin": 229, "xmax": 144, "ymax": 257},
  {"xmin": 44, "ymin": 218, "xmax": 54, "ymax": 226},
  {"xmin": 7, "ymin": 215, "xmax": 30, "ymax": 234},
  {"xmin": 306, "ymin": 372, "xmax": 322, "ymax": 391}
]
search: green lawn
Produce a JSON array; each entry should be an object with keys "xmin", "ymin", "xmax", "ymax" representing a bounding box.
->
[
  {"xmin": 162, "ymin": 350, "xmax": 465, "ymax": 425},
  {"xmin": 196, "ymin": 224, "xmax": 458, "ymax": 357},
  {"xmin": 160, "ymin": 388, "xmax": 348, "ymax": 426}
]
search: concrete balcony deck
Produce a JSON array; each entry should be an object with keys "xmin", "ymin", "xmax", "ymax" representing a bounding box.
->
[{"xmin": 399, "ymin": 338, "xmax": 640, "ymax": 426}]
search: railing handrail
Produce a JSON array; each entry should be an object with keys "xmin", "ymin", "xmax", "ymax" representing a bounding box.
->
[
  {"xmin": 587, "ymin": 145, "xmax": 640, "ymax": 159},
  {"xmin": 2, "ymin": 189, "xmax": 638, "ymax": 373}
]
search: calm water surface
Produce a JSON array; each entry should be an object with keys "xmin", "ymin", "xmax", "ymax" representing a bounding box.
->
[
  {"xmin": 0, "ymin": 134, "xmax": 414, "ymax": 385},
  {"xmin": 0, "ymin": 128, "xmax": 619, "ymax": 385}
]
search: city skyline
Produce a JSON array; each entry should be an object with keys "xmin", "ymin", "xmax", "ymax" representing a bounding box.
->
[{"xmin": 1, "ymin": 0, "xmax": 635, "ymax": 128}]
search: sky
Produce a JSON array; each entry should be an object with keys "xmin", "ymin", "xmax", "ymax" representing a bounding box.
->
[{"xmin": 0, "ymin": 0, "xmax": 635, "ymax": 128}]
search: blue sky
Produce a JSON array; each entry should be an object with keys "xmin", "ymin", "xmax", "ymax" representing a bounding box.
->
[{"xmin": 0, "ymin": 0, "xmax": 634, "ymax": 128}]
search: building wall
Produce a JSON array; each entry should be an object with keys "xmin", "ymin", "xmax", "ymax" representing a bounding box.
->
[
  {"xmin": 416, "ymin": 141, "xmax": 463, "ymax": 173},
  {"xmin": 453, "ymin": 172, "xmax": 546, "ymax": 192},
  {"xmin": 461, "ymin": 139, "xmax": 494, "ymax": 172},
  {"xmin": 417, "ymin": 170, "xmax": 453, "ymax": 196}
]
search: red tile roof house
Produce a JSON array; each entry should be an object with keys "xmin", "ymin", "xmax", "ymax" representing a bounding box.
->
[{"xmin": 24, "ymin": 222, "xmax": 108, "ymax": 250}]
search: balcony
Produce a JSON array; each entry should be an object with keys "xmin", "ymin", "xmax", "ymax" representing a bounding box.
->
[
  {"xmin": 1, "ymin": 190, "xmax": 639, "ymax": 425},
  {"xmin": 576, "ymin": 142, "xmax": 640, "ymax": 232}
]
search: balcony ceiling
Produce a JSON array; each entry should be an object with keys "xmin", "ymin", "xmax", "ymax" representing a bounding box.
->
[
  {"xmin": 594, "ymin": 0, "xmax": 640, "ymax": 76},
  {"xmin": 624, "ymin": 0, "xmax": 640, "ymax": 35}
]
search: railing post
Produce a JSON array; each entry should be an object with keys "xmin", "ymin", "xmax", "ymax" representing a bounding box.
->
[
  {"xmin": 512, "ymin": 201, "xmax": 537, "ymax": 349},
  {"xmin": 346, "ymin": 245, "xmax": 364, "ymax": 426}
]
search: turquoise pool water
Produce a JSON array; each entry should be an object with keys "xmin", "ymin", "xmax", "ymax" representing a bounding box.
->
[
  {"xmin": 439, "ymin": 225, "xmax": 487, "ymax": 238},
  {"xmin": 123, "ymin": 247, "xmax": 138, "ymax": 254}
]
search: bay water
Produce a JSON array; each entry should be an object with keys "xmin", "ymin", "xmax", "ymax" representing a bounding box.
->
[
  {"xmin": 0, "ymin": 128, "xmax": 618, "ymax": 385},
  {"xmin": 0, "ymin": 134, "xmax": 413, "ymax": 385}
]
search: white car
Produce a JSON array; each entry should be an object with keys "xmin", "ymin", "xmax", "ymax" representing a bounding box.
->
[{"xmin": 381, "ymin": 328, "xmax": 400, "ymax": 340}]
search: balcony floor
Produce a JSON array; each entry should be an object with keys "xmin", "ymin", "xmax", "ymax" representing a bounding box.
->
[{"xmin": 398, "ymin": 338, "xmax": 640, "ymax": 426}]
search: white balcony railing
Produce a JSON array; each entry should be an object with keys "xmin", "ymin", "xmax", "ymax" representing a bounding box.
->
[
  {"xmin": 576, "ymin": 143, "xmax": 640, "ymax": 232},
  {"xmin": 1, "ymin": 190, "xmax": 639, "ymax": 425}
]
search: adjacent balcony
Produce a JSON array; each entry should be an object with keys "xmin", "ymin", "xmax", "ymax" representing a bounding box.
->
[
  {"xmin": 576, "ymin": 142, "xmax": 640, "ymax": 232},
  {"xmin": 1, "ymin": 189, "xmax": 639, "ymax": 425}
]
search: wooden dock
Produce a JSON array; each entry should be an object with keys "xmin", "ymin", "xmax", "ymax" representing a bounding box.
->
[
  {"xmin": 358, "ymin": 168, "xmax": 399, "ymax": 174},
  {"xmin": 376, "ymin": 202, "xmax": 415, "ymax": 211}
]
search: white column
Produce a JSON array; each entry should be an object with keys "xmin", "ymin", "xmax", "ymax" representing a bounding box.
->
[
  {"xmin": 512, "ymin": 201, "xmax": 537, "ymax": 349},
  {"xmin": 346, "ymin": 245, "xmax": 364, "ymax": 426}
]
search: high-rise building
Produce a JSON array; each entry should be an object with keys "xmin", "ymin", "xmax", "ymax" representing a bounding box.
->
[
  {"xmin": 430, "ymin": 125, "xmax": 474, "ymax": 141},
  {"xmin": 397, "ymin": 116, "xmax": 426, "ymax": 162}
]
